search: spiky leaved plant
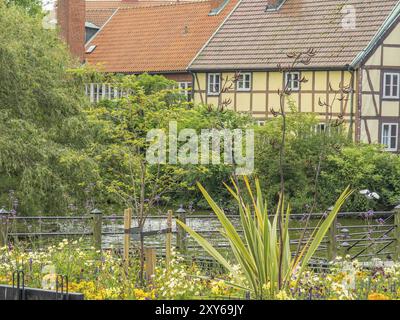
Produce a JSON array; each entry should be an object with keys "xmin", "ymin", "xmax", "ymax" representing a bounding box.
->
[{"xmin": 177, "ymin": 177, "xmax": 353, "ymax": 299}]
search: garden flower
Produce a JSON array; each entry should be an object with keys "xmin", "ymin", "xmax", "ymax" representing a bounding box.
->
[
  {"xmin": 368, "ymin": 293, "xmax": 390, "ymax": 300},
  {"xmin": 276, "ymin": 290, "xmax": 290, "ymax": 300}
]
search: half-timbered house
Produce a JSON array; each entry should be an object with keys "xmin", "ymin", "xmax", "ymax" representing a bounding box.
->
[{"xmin": 189, "ymin": 0, "xmax": 400, "ymax": 151}]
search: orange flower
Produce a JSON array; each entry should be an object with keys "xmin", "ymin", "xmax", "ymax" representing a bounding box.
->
[{"xmin": 368, "ymin": 293, "xmax": 390, "ymax": 300}]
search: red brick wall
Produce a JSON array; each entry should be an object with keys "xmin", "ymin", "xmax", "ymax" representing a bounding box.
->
[
  {"xmin": 163, "ymin": 73, "xmax": 192, "ymax": 82},
  {"xmin": 57, "ymin": 0, "xmax": 86, "ymax": 61}
]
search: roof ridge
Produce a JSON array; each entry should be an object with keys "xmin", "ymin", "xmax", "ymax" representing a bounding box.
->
[
  {"xmin": 86, "ymin": 8, "xmax": 119, "ymax": 11},
  {"xmin": 116, "ymin": 0, "xmax": 214, "ymax": 10}
]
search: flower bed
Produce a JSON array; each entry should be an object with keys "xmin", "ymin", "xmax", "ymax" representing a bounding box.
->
[{"xmin": 0, "ymin": 241, "xmax": 399, "ymax": 300}]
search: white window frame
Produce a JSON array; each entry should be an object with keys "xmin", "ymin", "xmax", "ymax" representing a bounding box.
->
[
  {"xmin": 237, "ymin": 72, "xmax": 251, "ymax": 91},
  {"xmin": 86, "ymin": 83, "xmax": 125, "ymax": 103},
  {"xmin": 383, "ymin": 72, "xmax": 400, "ymax": 99},
  {"xmin": 285, "ymin": 72, "xmax": 300, "ymax": 91},
  {"xmin": 178, "ymin": 82, "xmax": 192, "ymax": 101},
  {"xmin": 208, "ymin": 73, "xmax": 221, "ymax": 96},
  {"xmin": 256, "ymin": 120, "xmax": 265, "ymax": 126},
  {"xmin": 381, "ymin": 123, "xmax": 398, "ymax": 151}
]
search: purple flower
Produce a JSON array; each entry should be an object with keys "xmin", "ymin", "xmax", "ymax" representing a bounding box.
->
[
  {"xmin": 367, "ymin": 210, "xmax": 374, "ymax": 217},
  {"xmin": 376, "ymin": 218, "xmax": 385, "ymax": 225}
]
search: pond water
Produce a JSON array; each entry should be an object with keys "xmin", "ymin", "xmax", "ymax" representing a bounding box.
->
[{"xmin": 8, "ymin": 211, "xmax": 395, "ymax": 262}]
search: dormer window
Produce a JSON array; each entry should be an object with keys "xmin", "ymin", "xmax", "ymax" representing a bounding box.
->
[
  {"xmin": 86, "ymin": 45, "xmax": 97, "ymax": 54},
  {"xmin": 265, "ymin": 0, "xmax": 287, "ymax": 12},
  {"xmin": 209, "ymin": 0, "xmax": 230, "ymax": 16}
]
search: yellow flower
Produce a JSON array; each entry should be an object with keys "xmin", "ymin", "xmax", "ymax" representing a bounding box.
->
[
  {"xmin": 263, "ymin": 282, "xmax": 271, "ymax": 290},
  {"xmin": 0, "ymin": 275, "xmax": 11, "ymax": 285},
  {"xmin": 276, "ymin": 290, "xmax": 290, "ymax": 300},
  {"xmin": 210, "ymin": 280, "xmax": 228, "ymax": 296},
  {"xmin": 133, "ymin": 288, "xmax": 154, "ymax": 300},
  {"xmin": 368, "ymin": 293, "xmax": 390, "ymax": 300}
]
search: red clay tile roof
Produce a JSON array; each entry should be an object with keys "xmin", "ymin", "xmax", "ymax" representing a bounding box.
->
[
  {"xmin": 85, "ymin": 0, "xmax": 239, "ymax": 73},
  {"xmin": 189, "ymin": 0, "xmax": 400, "ymax": 70},
  {"xmin": 86, "ymin": 9, "xmax": 117, "ymax": 28},
  {"xmin": 85, "ymin": 0, "xmax": 141, "ymax": 10},
  {"xmin": 85, "ymin": 1, "xmax": 181, "ymax": 28},
  {"xmin": 85, "ymin": 0, "xmax": 208, "ymax": 10},
  {"xmin": 85, "ymin": 0, "xmax": 209, "ymax": 28}
]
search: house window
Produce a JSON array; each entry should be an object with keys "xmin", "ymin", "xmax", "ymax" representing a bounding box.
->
[
  {"xmin": 256, "ymin": 120, "xmax": 265, "ymax": 126},
  {"xmin": 208, "ymin": 73, "xmax": 221, "ymax": 95},
  {"xmin": 104, "ymin": 84, "xmax": 109, "ymax": 100},
  {"xmin": 285, "ymin": 72, "xmax": 300, "ymax": 91},
  {"xmin": 93, "ymin": 84, "xmax": 99, "ymax": 103},
  {"xmin": 316, "ymin": 123, "xmax": 326, "ymax": 133},
  {"xmin": 178, "ymin": 82, "xmax": 192, "ymax": 101},
  {"xmin": 85, "ymin": 83, "xmax": 125, "ymax": 103},
  {"xmin": 381, "ymin": 123, "xmax": 398, "ymax": 151},
  {"xmin": 383, "ymin": 72, "xmax": 400, "ymax": 99},
  {"xmin": 237, "ymin": 72, "xmax": 251, "ymax": 91}
]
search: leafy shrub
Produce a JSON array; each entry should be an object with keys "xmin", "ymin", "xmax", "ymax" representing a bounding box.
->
[{"xmin": 254, "ymin": 110, "xmax": 400, "ymax": 212}]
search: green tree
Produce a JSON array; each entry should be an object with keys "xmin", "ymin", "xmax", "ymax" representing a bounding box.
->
[
  {"xmin": 84, "ymin": 72, "xmax": 252, "ymax": 283},
  {"xmin": 254, "ymin": 108, "xmax": 400, "ymax": 212},
  {"xmin": 84, "ymin": 73, "xmax": 253, "ymax": 211},
  {"xmin": 0, "ymin": 3, "xmax": 98, "ymax": 215},
  {"xmin": 322, "ymin": 144, "xmax": 400, "ymax": 211},
  {"xmin": 4, "ymin": 0, "xmax": 43, "ymax": 16}
]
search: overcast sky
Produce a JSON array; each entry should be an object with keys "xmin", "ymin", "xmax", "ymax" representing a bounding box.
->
[{"xmin": 42, "ymin": 0, "xmax": 55, "ymax": 10}]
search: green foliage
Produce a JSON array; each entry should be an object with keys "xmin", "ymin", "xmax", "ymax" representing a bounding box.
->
[
  {"xmin": 84, "ymin": 73, "xmax": 253, "ymax": 212},
  {"xmin": 0, "ymin": 3, "xmax": 98, "ymax": 214},
  {"xmin": 322, "ymin": 144, "xmax": 400, "ymax": 211},
  {"xmin": 253, "ymin": 109, "xmax": 400, "ymax": 212},
  {"xmin": 4, "ymin": 0, "xmax": 43, "ymax": 17},
  {"xmin": 1, "ymin": 0, "xmax": 397, "ymax": 217},
  {"xmin": 177, "ymin": 177, "xmax": 353, "ymax": 299},
  {"xmin": 0, "ymin": 2, "xmax": 82, "ymax": 123}
]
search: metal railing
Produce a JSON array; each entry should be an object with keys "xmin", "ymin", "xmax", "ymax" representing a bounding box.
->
[{"xmin": 0, "ymin": 206, "xmax": 399, "ymax": 264}]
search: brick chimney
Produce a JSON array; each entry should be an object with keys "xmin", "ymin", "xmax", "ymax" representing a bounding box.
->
[{"xmin": 57, "ymin": 0, "xmax": 86, "ymax": 61}]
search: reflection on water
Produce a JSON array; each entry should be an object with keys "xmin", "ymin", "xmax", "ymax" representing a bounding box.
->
[{"xmin": 8, "ymin": 213, "xmax": 395, "ymax": 261}]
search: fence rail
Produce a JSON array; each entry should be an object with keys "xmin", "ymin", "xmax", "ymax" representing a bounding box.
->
[{"xmin": 1, "ymin": 206, "xmax": 399, "ymax": 264}]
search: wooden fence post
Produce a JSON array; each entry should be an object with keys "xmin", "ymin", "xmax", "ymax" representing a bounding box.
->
[
  {"xmin": 176, "ymin": 205, "xmax": 187, "ymax": 254},
  {"xmin": 327, "ymin": 206, "xmax": 337, "ymax": 262},
  {"xmin": 123, "ymin": 208, "xmax": 132, "ymax": 268},
  {"xmin": 0, "ymin": 208, "xmax": 10, "ymax": 248},
  {"xmin": 91, "ymin": 209, "xmax": 103, "ymax": 251},
  {"xmin": 394, "ymin": 204, "xmax": 400, "ymax": 261},
  {"xmin": 166, "ymin": 210, "xmax": 173, "ymax": 269},
  {"xmin": 144, "ymin": 247, "xmax": 156, "ymax": 282}
]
